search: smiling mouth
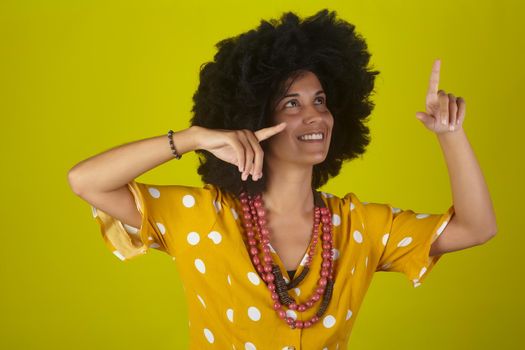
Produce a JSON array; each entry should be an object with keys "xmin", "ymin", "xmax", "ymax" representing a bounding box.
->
[{"xmin": 297, "ymin": 132, "xmax": 325, "ymax": 142}]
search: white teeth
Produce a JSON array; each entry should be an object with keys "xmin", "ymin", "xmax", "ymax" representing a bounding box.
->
[{"xmin": 299, "ymin": 133, "xmax": 323, "ymax": 141}]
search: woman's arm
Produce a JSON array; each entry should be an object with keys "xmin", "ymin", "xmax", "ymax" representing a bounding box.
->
[
  {"xmin": 416, "ymin": 60, "xmax": 497, "ymax": 256},
  {"xmin": 67, "ymin": 126, "xmax": 199, "ymax": 195},
  {"xmin": 429, "ymin": 128, "xmax": 497, "ymax": 257},
  {"xmin": 67, "ymin": 123, "xmax": 286, "ymax": 228},
  {"xmin": 437, "ymin": 129, "xmax": 497, "ymax": 234},
  {"xmin": 67, "ymin": 126, "xmax": 201, "ymax": 229}
]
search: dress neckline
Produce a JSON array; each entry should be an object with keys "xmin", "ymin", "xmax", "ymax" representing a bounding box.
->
[{"xmin": 236, "ymin": 189, "xmax": 328, "ymax": 285}]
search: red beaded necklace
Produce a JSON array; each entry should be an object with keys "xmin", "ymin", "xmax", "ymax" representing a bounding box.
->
[{"xmin": 239, "ymin": 190, "xmax": 335, "ymax": 329}]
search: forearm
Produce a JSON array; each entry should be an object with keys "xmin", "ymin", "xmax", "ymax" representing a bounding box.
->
[
  {"xmin": 68, "ymin": 126, "xmax": 200, "ymax": 194},
  {"xmin": 437, "ymin": 128, "xmax": 497, "ymax": 236}
]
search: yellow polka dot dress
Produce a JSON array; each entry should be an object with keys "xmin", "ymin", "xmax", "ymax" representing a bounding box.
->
[{"xmin": 92, "ymin": 180, "xmax": 455, "ymax": 349}]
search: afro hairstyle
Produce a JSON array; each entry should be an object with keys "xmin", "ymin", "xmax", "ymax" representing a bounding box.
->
[{"xmin": 190, "ymin": 8, "xmax": 379, "ymax": 196}]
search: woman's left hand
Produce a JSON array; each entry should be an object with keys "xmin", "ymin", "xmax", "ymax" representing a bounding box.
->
[{"xmin": 415, "ymin": 59, "xmax": 466, "ymax": 134}]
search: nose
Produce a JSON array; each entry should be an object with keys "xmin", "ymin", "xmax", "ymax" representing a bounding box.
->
[{"xmin": 302, "ymin": 104, "xmax": 323, "ymax": 124}]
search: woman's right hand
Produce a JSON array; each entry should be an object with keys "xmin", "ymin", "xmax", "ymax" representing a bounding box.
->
[{"xmin": 191, "ymin": 122, "xmax": 287, "ymax": 181}]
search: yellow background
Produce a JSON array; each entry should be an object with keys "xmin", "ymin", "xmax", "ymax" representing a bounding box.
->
[{"xmin": 1, "ymin": 0, "xmax": 523, "ymax": 348}]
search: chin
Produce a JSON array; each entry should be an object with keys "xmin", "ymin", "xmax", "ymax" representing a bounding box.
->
[
  {"xmin": 312, "ymin": 156, "xmax": 328, "ymax": 165},
  {"xmin": 302, "ymin": 152, "xmax": 329, "ymax": 165}
]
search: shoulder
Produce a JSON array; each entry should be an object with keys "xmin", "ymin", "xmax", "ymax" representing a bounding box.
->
[
  {"xmin": 318, "ymin": 190, "xmax": 365, "ymax": 214},
  {"xmin": 319, "ymin": 190, "xmax": 399, "ymax": 226}
]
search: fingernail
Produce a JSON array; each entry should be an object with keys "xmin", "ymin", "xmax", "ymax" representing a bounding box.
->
[
  {"xmin": 449, "ymin": 125, "xmax": 454, "ymax": 131},
  {"xmin": 442, "ymin": 119, "xmax": 446, "ymax": 125}
]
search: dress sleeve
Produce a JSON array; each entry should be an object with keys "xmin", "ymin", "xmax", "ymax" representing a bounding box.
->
[
  {"xmin": 91, "ymin": 180, "xmax": 169, "ymax": 261},
  {"xmin": 91, "ymin": 180, "xmax": 218, "ymax": 262},
  {"xmin": 363, "ymin": 201, "xmax": 455, "ymax": 287}
]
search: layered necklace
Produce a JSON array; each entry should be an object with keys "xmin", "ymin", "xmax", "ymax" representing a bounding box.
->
[{"xmin": 239, "ymin": 190, "xmax": 335, "ymax": 329}]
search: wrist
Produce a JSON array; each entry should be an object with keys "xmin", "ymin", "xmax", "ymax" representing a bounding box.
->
[{"xmin": 187, "ymin": 125, "xmax": 203, "ymax": 152}]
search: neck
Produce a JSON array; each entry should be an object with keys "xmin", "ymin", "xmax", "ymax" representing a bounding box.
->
[{"xmin": 262, "ymin": 158, "xmax": 315, "ymax": 215}]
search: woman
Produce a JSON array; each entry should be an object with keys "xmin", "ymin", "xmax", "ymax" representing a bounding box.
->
[{"xmin": 68, "ymin": 9, "xmax": 497, "ymax": 350}]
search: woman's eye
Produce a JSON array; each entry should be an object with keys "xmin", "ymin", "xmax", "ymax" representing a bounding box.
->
[
  {"xmin": 284, "ymin": 100, "xmax": 298, "ymax": 108},
  {"xmin": 283, "ymin": 97, "xmax": 325, "ymax": 108}
]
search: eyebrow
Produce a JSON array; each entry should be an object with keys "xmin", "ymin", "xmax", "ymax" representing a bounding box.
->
[{"xmin": 281, "ymin": 90, "xmax": 325, "ymax": 100}]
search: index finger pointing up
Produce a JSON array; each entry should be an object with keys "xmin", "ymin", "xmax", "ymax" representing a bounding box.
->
[{"xmin": 427, "ymin": 59, "xmax": 441, "ymax": 96}]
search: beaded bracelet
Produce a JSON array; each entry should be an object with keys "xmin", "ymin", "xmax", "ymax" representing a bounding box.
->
[{"xmin": 167, "ymin": 129, "xmax": 182, "ymax": 159}]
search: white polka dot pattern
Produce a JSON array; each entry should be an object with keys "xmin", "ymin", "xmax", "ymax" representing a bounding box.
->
[
  {"xmin": 382, "ymin": 233, "xmax": 390, "ymax": 246},
  {"xmin": 323, "ymin": 315, "xmax": 336, "ymax": 328},
  {"xmin": 182, "ymin": 194, "xmax": 195, "ymax": 208},
  {"xmin": 332, "ymin": 214, "xmax": 341, "ymax": 226},
  {"xmin": 147, "ymin": 187, "xmax": 160, "ymax": 198},
  {"xmin": 156, "ymin": 222, "xmax": 166, "ymax": 235},
  {"xmin": 353, "ymin": 230, "xmax": 363, "ymax": 243},
  {"xmin": 197, "ymin": 294, "xmax": 206, "ymax": 308},
  {"xmin": 208, "ymin": 231, "xmax": 222, "ymax": 244},
  {"xmin": 286, "ymin": 310, "xmax": 297, "ymax": 320},
  {"xmin": 94, "ymin": 180, "xmax": 455, "ymax": 347},
  {"xmin": 397, "ymin": 237, "xmax": 413, "ymax": 247},
  {"xmin": 247, "ymin": 272, "xmax": 260, "ymax": 285},
  {"xmin": 247, "ymin": 306, "xmax": 261, "ymax": 321},
  {"xmin": 187, "ymin": 232, "xmax": 200, "ymax": 245},
  {"xmin": 346, "ymin": 309, "xmax": 353, "ymax": 320},
  {"xmin": 226, "ymin": 308, "xmax": 234, "ymax": 322},
  {"xmin": 203, "ymin": 328, "xmax": 214, "ymax": 343},
  {"xmin": 194, "ymin": 259, "xmax": 206, "ymax": 274}
]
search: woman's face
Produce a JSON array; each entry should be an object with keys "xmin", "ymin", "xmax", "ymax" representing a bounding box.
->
[{"xmin": 265, "ymin": 70, "xmax": 334, "ymax": 166}]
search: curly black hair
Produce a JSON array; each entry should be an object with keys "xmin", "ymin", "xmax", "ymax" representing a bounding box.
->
[{"xmin": 190, "ymin": 9, "xmax": 379, "ymax": 196}]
